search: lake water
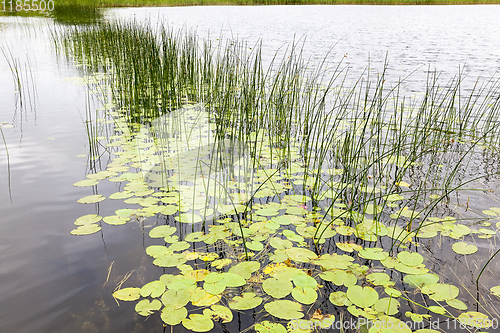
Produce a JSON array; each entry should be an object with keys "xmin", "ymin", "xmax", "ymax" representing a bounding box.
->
[{"xmin": 1, "ymin": 5, "xmax": 500, "ymax": 333}]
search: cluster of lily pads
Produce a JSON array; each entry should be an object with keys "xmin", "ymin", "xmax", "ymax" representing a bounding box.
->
[{"xmin": 61, "ymin": 22, "xmax": 500, "ymax": 333}]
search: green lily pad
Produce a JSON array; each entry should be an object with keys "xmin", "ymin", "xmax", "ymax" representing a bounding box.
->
[
  {"xmin": 255, "ymin": 208, "xmax": 280, "ymax": 217},
  {"xmin": 228, "ymin": 261, "xmax": 260, "ymax": 279},
  {"xmin": 149, "ymin": 225, "xmax": 177, "ymax": 238},
  {"xmin": 103, "ymin": 215, "xmax": 129, "ymax": 225},
  {"xmin": 229, "ymin": 292, "xmax": 262, "ymax": 310},
  {"xmin": 161, "ymin": 306, "xmax": 187, "ymax": 325},
  {"xmin": 208, "ymin": 304, "xmax": 233, "ymax": 323},
  {"xmin": 175, "ymin": 213, "xmax": 203, "ymax": 223},
  {"xmin": 347, "ymin": 285, "xmax": 379, "ymax": 308},
  {"xmin": 367, "ymin": 273, "xmax": 393, "ymax": 287},
  {"xmin": 293, "ymin": 274, "xmax": 317, "ymax": 289},
  {"xmin": 74, "ymin": 214, "xmax": 102, "ymax": 225},
  {"xmin": 113, "ymin": 287, "xmax": 141, "ymax": 301},
  {"xmin": 153, "ymin": 254, "xmax": 187, "ymax": 267},
  {"xmin": 452, "ymin": 242, "xmax": 478, "ymax": 255},
  {"xmin": 270, "ymin": 237, "xmax": 293, "ymax": 250},
  {"xmin": 428, "ymin": 306, "xmax": 446, "ymax": 315},
  {"xmin": 161, "ymin": 289, "xmax": 191, "ymax": 308},
  {"xmin": 263, "ymin": 278, "xmax": 293, "ymax": 299},
  {"xmin": 246, "ymin": 240, "xmax": 264, "ymax": 251},
  {"xmin": 115, "ymin": 208, "xmax": 134, "ymax": 218},
  {"xmin": 291, "ymin": 287, "xmax": 317, "ymax": 304},
  {"xmin": 219, "ymin": 273, "xmax": 246, "ymax": 287},
  {"xmin": 185, "ymin": 231, "xmax": 206, "ymax": 242},
  {"xmin": 70, "ymin": 224, "xmax": 101, "ymax": 235},
  {"xmin": 182, "ymin": 314, "xmax": 214, "ymax": 332},
  {"xmin": 320, "ymin": 269, "xmax": 357, "ymax": 287},
  {"xmin": 446, "ymin": 298, "xmax": 467, "ymax": 310},
  {"xmin": 336, "ymin": 242, "xmax": 362, "ymax": 253},
  {"xmin": 359, "ymin": 247, "xmax": 388, "ymax": 261},
  {"xmin": 457, "ymin": 312, "xmax": 492, "ymax": 328},
  {"xmin": 73, "ymin": 179, "xmax": 99, "ymax": 187},
  {"xmin": 397, "ymin": 251, "xmax": 424, "ymax": 266},
  {"xmin": 140, "ymin": 280, "xmax": 165, "ymax": 298},
  {"xmin": 135, "ymin": 299, "xmax": 161, "ymax": 316},
  {"xmin": 490, "ymin": 286, "xmax": 500, "ymax": 297},
  {"xmin": 329, "ymin": 291, "xmax": 352, "ymax": 306},
  {"xmin": 374, "ymin": 297, "xmax": 400, "ymax": 315},
  {"xmin": 203, "ymin": 281, "xmax": 226, "ymax": 295},
  {"xmin": 77, "ymin": 194, "xmax": 105, "ymax": 204},
  {"xmin": 264, "ymin": 300, "xmax": 304, "ymax": 320},
  {"xmin": 146, "ymin": 245, "xmax": 172, "ymax": 258},
  {"xmin": 421, "ymin": 283, "xmax": 459, "ymax": 301},
  {"xmin": 255, "ymin": 321, "xmax": 287, "ymax": 333},
  {"xmin": 285, "ymin": 247, "xmax": 317, "ymax": 263},
  {"xmin": 168, "ymin": 241, "xmax": 190, "ymax": 252}
]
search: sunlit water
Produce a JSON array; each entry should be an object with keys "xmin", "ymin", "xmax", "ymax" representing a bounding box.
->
[{"xmin": 1, "ymin": 6, "xmax": 500, "ymax": 332}]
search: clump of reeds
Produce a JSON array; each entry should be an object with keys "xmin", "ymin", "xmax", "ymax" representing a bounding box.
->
[{"xmin": 56, "ymin": 20, "xmax": 500, "ymax": 251}]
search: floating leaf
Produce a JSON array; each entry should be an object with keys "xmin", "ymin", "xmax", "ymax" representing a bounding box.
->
[
  {"xmin": 73, "ymin": 179, "xmax": 99, "ymax": 187},
  {"xmin": 246, "ymin": 240, "xmax": 264, "ymax": 251},
  {"xmin": 336, "ymin": 242, "xmax": 362, "ymax": 253},
  {"xmin": 113, "ymin": 287, "xmax": 141, "ymax": 301},
  {"xmin": 421, "ymin": 283, "xmax": 459, "ymax": 301},
  {"xmin": 229, "ymin": 292, "xmax": 262, "ymax": 310},
  {"xmin": 153, "ymin": 254, "xmax": 187, "ymax": 267},
  {"xmin": 286, "ymin": 247, "xmax": 317, "ymax": 263},
  {"xmin": 219, "ymin": 273, "xmax": 246, "ymax": 287},
  {"xmin": 192, "ymin": 291, "xmax": 220, "ymax": 307},
  {"xmin": 367, "ymin": 273, "xmax": 394, "ymax": 287},
  {"xmin": 457, "ymin": 312, "xmax": 492, "ymax": 328},
  {"xmin": 270, "ymin": 237, "xmax": 293, "ymax": 250},
  {"xmin": 228, "ymin": 261, "xmax": 260, "ymax": 279},
  {"xmin": 452, "ymin": 242, "xmax": 478, "ymax": 255},
  {"xmin": 446, "ymin": 298, "xmax": 467, "ymax": 310},
  {"xmin": 175, "ymin": 213, "xmax": 203, "ymax": 223},
  {"xmin": 70, "ymin": 224, "xmax": 101, "ymax": 235},
  {"xmin": 347, "ymin": 285, "xmax": 379, "ymax": 308},
  {"xmin": 161, "ymin": 305, "xmax": 187, "ymax": 325},
  {"xmin": 103, "ymin": 215, "xmax": 129, "ymax": 225},
  {"xmin": 397, "ymin": 251, "xmax": 424, "ymax": 266},
  {"xmin": 74, "ymin": 214, "xmax": 102, "ymax": 225},
  {"xmin": 264, "ymin": 300, "xmax": 303, "ymax": 320},
  {"xmin": 149, "ymin": 225, "xmax": 177, "ymax": 238},
  {"xmin": 403, "ymin": 273, "xmax": 439, "ymax": 288},
  {"xmin": 320, "ymin": 269, "xmax": 357, "ymax": 287},
  {"xmin": 203, "ymin": 282, "xmax": 226, "ymax": 295},
  {"xmin": 293, "ymin": 274, "xmax": 317, "ymax": 289},
  {"xmin": 359, "ymin": 247, "xmax": 388, "ymax": 261},
  {"xmin": 161, "ymin": 289, "xmax": 191, "ymax": 308},
  {"xmin": 182, "ymin": 314, "xmax": 214, "ymax": 332},
  {"xmin": 292, "ymin": 287, "xmax": 317, "ymax": 304},
  {"xmin": 77, "ymin": 194, "xmax": 105, "ymax": 204},
  {"xmin": 263, "ymin": 278, "xmax": 293, "ymax": 299},
  {"xmin": 135, "ymin": 299, "xmax": 161, "ymax": 316},
  {"xmin": 490, "ymin": 286, "xmax": 500, "ymax": 297},
  {"xmin": 140, "ymin": 280, "xmax": 165, "ymax": 298},
  {"xmin": 329, "ymin": 291, "xmax": 352, "ymax": 306},
  {"xmin": 209, "ymin": 305, "xmax": 233, "ymax": 323},
  {"xmin": 255, "ymin": 208, "xmax": 280, "ymax": 217},
  {"xmin": 255, "ymin": 321, "xmax": 287, "ymax": 333},
  {"xmin": 374, "ymin": 298, "xmax": 400, "ymax": 315}
]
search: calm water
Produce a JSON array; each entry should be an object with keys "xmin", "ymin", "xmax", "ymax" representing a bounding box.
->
[{"xmin": 1, "ymin": 6, "xmax": 500, "ymax": 332}]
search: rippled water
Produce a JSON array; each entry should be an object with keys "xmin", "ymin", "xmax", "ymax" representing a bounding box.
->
[{"xmin": 1, "ymin": 6, "xmax": 500, "ymax": 332}]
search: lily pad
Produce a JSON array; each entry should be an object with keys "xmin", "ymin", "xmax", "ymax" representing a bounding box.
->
[
  {"xmin": 397, "ymin": 251, "xmax": 424, "ymax": 266},
  {"xmin": 182, "ymin": 314, "xmax": 214, "ymax": 332},
  {"xmin": 255, "ymin": 321, "xmax": 287, "ymax": 333},
  {"xmin": 149, "ymin": 225, "xmax": 177, "ymax": 238},
  {"xmin": 452, "ymin": 242, "xmax": 478, "ymax": 255},
  {"xmin": 293, "ymin": 274, "xmax": 317, "ymax": 289},
  {"xmin": 77, "ymin": 194, "xmax": 105, "ymax": 204},
  {"xmin": 103, "ymin": 215, "xmax": 129, "ymax": 225},
  {"xmin": 329, "ymin": 291, "xmax": 352, "ymax": 306},
  {"xmin": 161, "ymin": 306, "xmax": 187, "ymax": 325},
  {"xmin": 140, "ymin": 280, "xmax": 165, "ymax": 298},
  {"xmin": 421, "ymin": 283, "xmax": 459, "ymax": 301},
  {"xmin": 70, "ymin": 224, "xmax": 101, "ymax": 235},
  {"xmin": 229, "ymin": 292, "xmax": 262, "ymax": 310},
  {"xmin": 457, "ymin": 312, "xmax": 492, "ymax": 328},
  {"xmin": 74, "ymin": 214, "xmax": 102, "ymax": 225},
  {"xmin": 347, "ymin": 285, "xmax": 379, "ymax": 308},
  {"xmin": 374, "ymin": 297, "xmax": 400, "ymax": 315},
  {"xmin": 113, "ymin": 287, "xmax": 141, "ymax": 301},
  {"xmin": 208, "ymin": 304, "xmax": 233, "ymax": 323},
  {"xmin": 263, "ymin": 278, "xmax": 293, "ymax": 299},
  {"xmin": 135, "ymin": 299, "xmax": 161, "ymax": 316},
  {"xmin": 292, "ymin": 287, "xmax": 317, "ymax": 305},
  {"xmin": 161, "ymin": 289, "xmax": 191, "ymax": 308},
  {"xmin": 264, "ymin": 300, "xmax": 304, "ymax": 320}
]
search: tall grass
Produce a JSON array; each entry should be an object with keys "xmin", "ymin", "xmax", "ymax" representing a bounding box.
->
[{"xmin": 57, "ymin": 21, "xmax": 500, "ymax": 255}]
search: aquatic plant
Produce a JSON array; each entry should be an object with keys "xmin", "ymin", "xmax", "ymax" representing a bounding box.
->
[{"xmin": 58, "ymin": 21, "xmax": 500, "ymax": 332}]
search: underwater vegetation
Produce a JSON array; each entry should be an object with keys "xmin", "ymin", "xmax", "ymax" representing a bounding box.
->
[{"xmin": 57, "ymin": 21, "xmax": 500, "ymax": 332}]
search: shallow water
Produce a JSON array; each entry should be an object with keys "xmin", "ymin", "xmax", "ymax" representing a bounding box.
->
[{"xmin": 1, "ymin": 6, "xmax": 500, "ymax": 333}]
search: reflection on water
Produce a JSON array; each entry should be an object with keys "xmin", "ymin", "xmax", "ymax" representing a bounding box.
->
[{"xmin": 2, "ymin": 6, "xmax": 500, "ymax": 333}]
